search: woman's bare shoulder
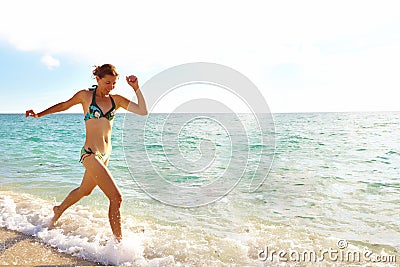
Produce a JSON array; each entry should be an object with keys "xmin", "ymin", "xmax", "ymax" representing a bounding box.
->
[
  {"xmin": 110, "ymin": 94, "xmax": 128, "ymax": 108},
  {"xmin": 79, "ymin": 88, "xmax": 93, "ymax": 94},
  {"xmin": 67, "ymin": 89, "xmax": 93, "ymax": 105},
  {"xmin": 76, "ymin": 89, "xmax": 94, "ymax": 98},
  {"xmin": 110, "ymin": 94, "xmax": 129, "ymax": 101}
]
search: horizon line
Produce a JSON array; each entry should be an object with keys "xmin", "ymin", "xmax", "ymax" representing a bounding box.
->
[{"xmin": 3, "ymin": 110, "xmax": 400, "ymax": 115}]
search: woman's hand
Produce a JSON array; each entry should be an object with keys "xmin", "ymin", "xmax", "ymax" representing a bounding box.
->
[
  {"xmin": 126, "ymin": 75, "xmax": 139, "ymax": 92},
  {"xmin": 25, "ymin": 110, "xmax": 39, "ymax": 118}
]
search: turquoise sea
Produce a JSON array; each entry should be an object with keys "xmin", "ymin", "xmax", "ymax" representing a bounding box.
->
[{"xmin": 0, "ymin": 112, "xmax": 399, "ymax": 265}]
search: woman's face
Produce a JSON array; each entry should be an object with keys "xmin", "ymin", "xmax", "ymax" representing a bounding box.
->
[{"xmin": 96, "ymin": 74, "xmax": 118, "ymax": 94}]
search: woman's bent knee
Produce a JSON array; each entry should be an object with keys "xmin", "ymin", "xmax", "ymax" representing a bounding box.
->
[{"xmin": 78, "ymin": 187, "xmax": 93, "ymax": 197}]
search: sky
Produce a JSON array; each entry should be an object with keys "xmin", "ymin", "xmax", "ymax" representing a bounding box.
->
[{"xmin": 0, "ymin": 0, "xmax": 399, "ymax": 113}]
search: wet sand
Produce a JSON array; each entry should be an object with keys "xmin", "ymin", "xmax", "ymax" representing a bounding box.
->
[{"xmin": 0, "ymin": 227, "xmax": 101, "ymax": 266}]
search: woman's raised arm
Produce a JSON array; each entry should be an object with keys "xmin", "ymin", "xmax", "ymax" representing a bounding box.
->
[
  {"xmin": 26, "ymin": 90, "xmax": 86, "ymax": 118},
  {"xmin": 114, "ymin": 75, "xmax": 148, "ymax": 116}
]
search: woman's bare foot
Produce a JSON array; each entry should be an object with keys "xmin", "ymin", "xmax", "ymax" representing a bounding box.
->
[{"xmin": 49, "ymin": 206, "xmax": 62, "ymax": 229}]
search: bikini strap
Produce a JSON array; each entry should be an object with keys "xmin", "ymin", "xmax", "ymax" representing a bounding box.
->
[
  {"xmin": 88, "ymin": 85, "xmax": 97, "ymax": 90},
  {"xmin": 90, "ymin": 85, "xmax": 97, "ymax": 106},
  {"xmin": 79, "ymin": 147, "xmax": 94, "ymax": 163},
  {"xmin": 109, "ymin": 95, "xmax": 116, "ymax": 110}
]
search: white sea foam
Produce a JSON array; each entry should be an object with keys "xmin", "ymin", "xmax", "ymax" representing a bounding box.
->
[
  {"xmin": 0, "ymin": 191, "xmax": 173, "ymax": 266},
  {"xmin": 1, "ymin": 190, "xmax": 399, "ymax": 266},
  {"xmin": 0, "ymin": 191, "xmax": 298, "ymax": 266}
]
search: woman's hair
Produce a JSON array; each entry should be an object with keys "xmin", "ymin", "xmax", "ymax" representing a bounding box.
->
[{"xmin": 92, "ymin": 64, "xmax": 119, "ymax": 78}]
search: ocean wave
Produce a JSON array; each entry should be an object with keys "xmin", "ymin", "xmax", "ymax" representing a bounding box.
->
[
  {"xmin": 0, "ymin": 191, "xmax": 172, "ymax": 266},
  {"xmin": 1, "ymin": 190, "xmax": 398, "ymax": 266}
]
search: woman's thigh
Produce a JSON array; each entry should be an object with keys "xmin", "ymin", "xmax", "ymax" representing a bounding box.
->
[
  {"xmin": 79, "ymin": 170, "xmax": 96, "ymax": 195},
  {"xmin": 82, "ymin": 155, "xmax": 121, "ymax": 199}
]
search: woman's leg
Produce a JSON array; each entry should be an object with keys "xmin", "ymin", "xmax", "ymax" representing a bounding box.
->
[
  {"xmin": 49, "ymin": 170, "xmax": 96, "ymax": 228},
  {"xmin": 82, "ymin": 155, "xmax": 123, "ymax": 241}
]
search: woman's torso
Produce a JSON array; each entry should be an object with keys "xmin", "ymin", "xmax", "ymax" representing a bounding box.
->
[{"xmin": 82, "ymin": 89, "xmax": 116, "ymax": 154}]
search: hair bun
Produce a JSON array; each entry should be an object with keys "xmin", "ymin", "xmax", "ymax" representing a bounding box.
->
[{"xmin": 92, "ymin": 64, "xmax": 118, "ymax": 78}]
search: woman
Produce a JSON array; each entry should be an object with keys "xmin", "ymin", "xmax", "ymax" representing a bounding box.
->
[{"xmin": 25, "ymin": 64, "xmax": 148, "ymax": 241}]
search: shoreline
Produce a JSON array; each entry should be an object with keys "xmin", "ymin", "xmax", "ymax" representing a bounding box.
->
[{"xmin": 0, "ymin": 227, "xmax": 102, "ymax": 266}]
